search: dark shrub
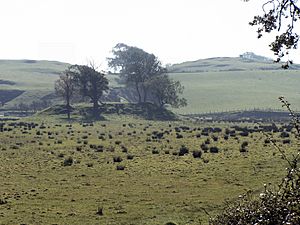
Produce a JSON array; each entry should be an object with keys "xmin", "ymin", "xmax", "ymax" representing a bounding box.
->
[
  {"xmin": 192, "ymin": 150, "xmax": 202, "ymax": 158},
  {"xmin": 113, "ymin": 156, "xmax": 122, "ymax": 163},
  {"xmin": 213, "ymin": 127, "xmax": 222, "ymax": 133},
  {"xmin": 209, "ymin": 146, "xmax": 219, "ymax": 153},
  {"xmin": 63, "ymin": 157, "xmax": 73, "ymax": 166},
  {"xmin": 96, "ymin": 207, "xmax": 103, "ymax": 216},
  {"xmin": 280, "ymin": 131, "xmax": 290, "ymax": 138},
  {"xmin": 0, "ymin": 199, "xmax": 8, "ymax": 205},
  {"xmin": 95, "ymin": 145, "xmax": 104, "ymax": 152},
  {"xmin": 152, "ymin": 149, "xmax": 159, "ymax": 154},
  {"xmin": 176, "ymin": 134, "xmax": 183, "ymax": 139},
  {"xmin": 205, "ymin": 139, "xmax": 210, "ymax": 145},
  {"xmin": 86, "ymin": 162, "xmax": 93, "ymax": 167},
  {"xmin": 240, "ymin": 131, "xmax": 249, "ymax": 137},
  {"xmin": 240, "ymin": 147, "xmax": 247, "ymax": 153},
  {"xmin": 241, "ymin": 141, "xmax": 248, "ymax": 148},
  {"xmin": 178, "ymin": 145, "xmax": 189, "ymax": 156},
  {"xmin": 121, "ymin": 145, "xmax": 128, "ymax": 153},
  {"xmin": 212, "ymin": 136, "xmax": 218, "ymax": 142},
  {"xmin": 127, "ymin": 154, "xmax": 134, "ymax": 160},
  {"xmin": 116, "ymin": 165, "xmax": 125, "ymax": 170},
  {"xmin": 282, "ymin": 139, "xmax": 291, "ymax": 144},
  {"xmin": 58, "ymin": 153, "xmax": 64, "ymax": 158}
]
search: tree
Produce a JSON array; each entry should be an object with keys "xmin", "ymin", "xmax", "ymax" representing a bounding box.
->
[
  {"xmin": 148, "ymin": 74, "xmax": 187, "ymax": 108},
  {"xmin": 245, "ymin": 0, "xmax": 300, "ymax": 68},
  {"xmin": 108, "ymin": 43, "xmax": 166, "ymax": 103},
  {"xmin": 72, "ymin": 64, "xmax": 109, "ymax": 117},
  {"xmin": 55, "ymin": 67, "xmax": 76, "ymax": 119}
]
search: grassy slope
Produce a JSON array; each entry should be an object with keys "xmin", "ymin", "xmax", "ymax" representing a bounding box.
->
[
  {"xmin": 169, "ymin": 56, "xmax": 300, "ymax": 73},
  {"xmin": 1, "ymin": 57, "xmax": 300, "ymax": 114},
  {"xmin": 0, "ymin": 60, "xmax": 69, "ymax": 107},
  {"xmin": 170, "ymin": 69, "xmax": 300, "ymax": 114},
  {"xmin": 0, "ymin": 60, "xmax": 120, "ymax": 108}
]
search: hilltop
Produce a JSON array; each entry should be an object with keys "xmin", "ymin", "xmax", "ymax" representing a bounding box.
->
[{"xmin": 168, "ymin": 52, "xmax": 300, "ymax": 73}]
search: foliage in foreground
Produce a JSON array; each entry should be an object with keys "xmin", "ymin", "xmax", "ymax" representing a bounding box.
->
[
  {"xmin": 210, "ymin": 165, "xmax": 300, "ymax": 224},
  {"xmin": 210, "ymin": 97, "xmax": 300, "ymax": 224}
]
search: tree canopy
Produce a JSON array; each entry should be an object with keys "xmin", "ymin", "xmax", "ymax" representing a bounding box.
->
[
  {"xmin": 108, "ymin": 43, "xmax": 166, "ymax": 103},
  {"xmin": 71, "ymin": 64, "xmax": 109, "ymax": 117},
  {"xmin": 246, "ymin": 0, "xmax": 300, "ymax": 68},
  {"xmin": 148, "ymin": 74, "xmax": 187, "ymax": 108}
]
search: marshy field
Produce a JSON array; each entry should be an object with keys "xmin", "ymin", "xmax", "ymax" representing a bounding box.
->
[{"xmin": 0, "ymin": 115, "xmax": 296, "ymax": 224}]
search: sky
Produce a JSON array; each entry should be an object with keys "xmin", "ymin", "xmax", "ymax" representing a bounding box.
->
[{"xmin": 0, "ymin": 0, "xmax": 299, "ymax": 68}]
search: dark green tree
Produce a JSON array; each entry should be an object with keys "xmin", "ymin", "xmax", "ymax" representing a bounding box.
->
[
  {"xmin": 148, "ymin": 74, "xmax": 187, "ymax": 108},
  {"xmin": 108, "ymin": 43, "xmax": 166, "ymax": 103},
  {"xmin": 245, "ymin": 0, "xmax": 300, "ymax": 68},
  {"xmin": 72, "ymin": 64, "xmax": 109, "ymax": 117}
]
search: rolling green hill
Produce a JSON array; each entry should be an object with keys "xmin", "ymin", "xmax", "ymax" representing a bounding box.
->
[
  {"xmin": 167, "ymin": 52, "xmax": 300, "ymax": 114},
  {"xmin": 170, "ymin": 70, "xmax": 300, "ymax": 114},
  {"xmin": 0, "ymin": 60, "xmax": 69, "ymax": 108},
  {"xmin": 1, "ymin": 54, "xmax": 300, "ymax": 115},
  {"xmin": 0, "ymin": 60, "xmax": 120, "ymax": 109},
  {"xmin": 168, "ymin": 52, "xmax": 300, "ymax": 73}
]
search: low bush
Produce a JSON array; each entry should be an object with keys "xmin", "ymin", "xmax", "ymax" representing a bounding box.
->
[
  {"xmin": 178, "ymin": 145, "xmax": 189, "ymax": 156},
  {"xmin": 63, "ymin": 157, "xmax": 73, "ymax": 166},
  {"xmin": 192, "ymin": 150, "xmax": 202, "ymax": 158}
]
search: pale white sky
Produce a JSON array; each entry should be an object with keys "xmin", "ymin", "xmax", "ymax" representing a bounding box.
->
[{"xmin": 0, "ymin": 0, "xmax": 298, "ymax": 67}]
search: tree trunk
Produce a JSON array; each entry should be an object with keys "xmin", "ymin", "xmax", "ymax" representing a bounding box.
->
[
  {"xmin": 142, "ymin": 85, "xmax": 148, "ymax": 103},
  {"xmin": 66, "ymin": 94, "xmax": 71, "ymax": 120},
  {"xmin": 92, "ymin": 98, "xmax": 99, "ymax": 118},
  {"xmin": 66, "ymin": 104, "xmax": 71, "ymax": 120},
  {"xmin": 135, "ymin": 82, "xmax": 142, "ymax": 103}
]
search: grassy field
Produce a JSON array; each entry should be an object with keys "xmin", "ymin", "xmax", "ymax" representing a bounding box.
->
[
  {"xmin": 1, "ymin": 58, "xmax": 300, "ymax": 115},
  {"xmin": 0, "ymin": 114, "xmax": 296, "ymax": 224},
  {"xmin": 171, "ymin": 70, "xmax": 300, "ymax": 114}
]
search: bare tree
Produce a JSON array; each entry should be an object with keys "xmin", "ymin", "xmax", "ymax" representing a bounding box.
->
[{"xmin": 55, "ymin": 67, "xmax": 76, "ymax": 119}]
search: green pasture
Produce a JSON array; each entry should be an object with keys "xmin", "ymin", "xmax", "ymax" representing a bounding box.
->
[
  {"xmin": 0, "ymin": 116, "xmax": 295, "ymax": 224},
  {"xmin": 171, "ymin": 70, "xmax": 300, "ymax": 114}
]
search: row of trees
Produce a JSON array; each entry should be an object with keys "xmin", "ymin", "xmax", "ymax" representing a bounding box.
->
[
  {"xmin": 55, "ymin": 43, "xmax": 187, "ymax": 119},
  {"xmin": 108, "ymin": 43, "xmax": 186, "ymax": 107}
]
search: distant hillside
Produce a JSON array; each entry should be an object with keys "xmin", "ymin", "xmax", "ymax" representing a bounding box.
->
[
  {"xmin": 168, "ymin": 52, "xmax": 300, "ymax": 73},
  {"xmin": 0, "ymin": 60, "xmax": 69, "ymax": 107},
  {"xmin": 0, "ymin": 60, "xmax": 120, "ymax": 108},
  {"xmin": 1, "ymin": 56, "xmax": 300, "ymax": 116}
]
